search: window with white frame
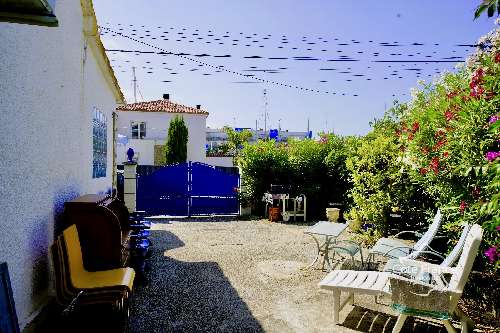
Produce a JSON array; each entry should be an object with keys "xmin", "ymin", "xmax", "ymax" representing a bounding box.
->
[{"xmin": 131, "ymin": 121, "xmax": 146, "ymax": 139}]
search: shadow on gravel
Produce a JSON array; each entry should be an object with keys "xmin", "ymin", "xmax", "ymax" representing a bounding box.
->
[
  {"xmin": 342, "ymin": 306, "xmax": 450, "ymax": 333},
  {"xmin": 129, "ymin": 230, "xmax": 264, "ymax": 333}
]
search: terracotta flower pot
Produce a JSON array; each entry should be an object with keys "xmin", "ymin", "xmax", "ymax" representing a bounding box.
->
[{"xmin": 268, "ymin": 207, "xmax": 281, "ymax": 222}]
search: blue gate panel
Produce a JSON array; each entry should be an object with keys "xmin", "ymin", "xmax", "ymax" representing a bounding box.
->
[
  {"xmin": 191, "ymin": 162, "xmax": 239, "ymax": 196},
  {"xmin": 137, "ymin": 162, "xmax": 189, "ymax": 216},
  {"xmin": 136, "ymin": 162, "xmax": 239, "ymax": 216},
  {"xmin": 190, "ymin": 197, "xmax": 239, "ymax": 215}
]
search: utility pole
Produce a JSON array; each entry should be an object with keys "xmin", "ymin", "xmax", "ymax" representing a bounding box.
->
[
  {"xmin": 307, "ymin": 118, "xmax": 310, "ymax": 137},
  {"xmin": 278, "ymin": 118, "xmax": 282, "ymax": 132},
  {"xmin": 132, "ymin": 66, "xmax": 137, "ymax": 103},
  {"xmin": 263, "ymin": 89, "xmax": 269, "ymax": 135}
]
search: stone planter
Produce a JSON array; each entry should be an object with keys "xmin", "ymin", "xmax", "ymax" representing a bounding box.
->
[
  {"xmin": 326, "ymin": 208, "xmax": 340, "ymax": 222},
  {"xmin": 240, "ymin": 206, "xmax": 251, "ymax": 216}
]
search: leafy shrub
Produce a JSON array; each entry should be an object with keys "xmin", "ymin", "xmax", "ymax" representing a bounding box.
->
[
  {"xmin": 346, "ymin": 118, "xmax": 432, "ymax": 236},
  {"xmin": 237, "ymin": 134, "xmax": 353, "ymax": 218}
]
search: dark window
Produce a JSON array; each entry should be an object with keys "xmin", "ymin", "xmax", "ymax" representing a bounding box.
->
[
  {"xmin": 92, "ymin": 108, "xmax": 107, "ymax": 178},
  {"xmin": 131, "ymin": 121, "xmax": 146, "ymax": 139}
]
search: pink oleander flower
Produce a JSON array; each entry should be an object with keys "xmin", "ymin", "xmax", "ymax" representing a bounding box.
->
[
  {"xmin": 484, "ymin": 247, "xmax": 498, "ymax": 263},
  {"xmin": 486, "ymin": 151, "xmax": 500, "ymax": 162},
  {"xmin": 430, "ymin": 157, "xmax": 440, "ymax": 174},
  {"xmin": 444, "ymin": 110, "xmax": 455, "ymax": 122},
  {"xmin": 489, "ymin": 114, "xmax": 500, "ymax": 124},
  {"xmin": 411, "ymin": 121, "xmax": 420, "ymax": 133},
  {"xmin": 459, "ymin": 200, "xmax": 468, "ymax": 215}
]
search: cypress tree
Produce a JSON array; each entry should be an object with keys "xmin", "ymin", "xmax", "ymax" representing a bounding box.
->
[{"xmin": 165, "ymin": 116, "xmax": 189, "ymax": 164}]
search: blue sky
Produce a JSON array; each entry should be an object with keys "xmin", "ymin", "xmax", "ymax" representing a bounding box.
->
[{"xmin": 94, "ymin": 1, "xmax": 495, "ymax": 135}]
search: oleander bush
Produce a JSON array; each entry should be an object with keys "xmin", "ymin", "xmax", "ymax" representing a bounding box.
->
[{"xmin": 395, "ymin": 27, "xmax": 500, "ymax": 271}]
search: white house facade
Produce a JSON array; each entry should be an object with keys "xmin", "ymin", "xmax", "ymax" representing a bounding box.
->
[
  {"xmin": 116, "ymin": 95, "xmax": 208, "ymax": 165},
  {"xmin": 0, "ymin": 0, "xmax": 124, "ymax": 329}
]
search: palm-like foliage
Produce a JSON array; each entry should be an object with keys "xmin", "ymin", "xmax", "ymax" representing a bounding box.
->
[{"xmin": 474, "ymin": 0, "xmax": 500, "ymax": 19}]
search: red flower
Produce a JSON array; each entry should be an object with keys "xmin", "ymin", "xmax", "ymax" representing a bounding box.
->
[
  {"xmin": 430, "ymin": 157, "xmax": 439, "ymax": 174},
  {"xmin": 435, "ymin": 129, "xmax": 446, "ymax": 139},
  {"xmin": 444, "ymin": 110, "xmax": 455, "ymax": 122},
  {"xmin": 472, "ymin": 68, "xmax": 484, "ymax": 83},
  {"xmin": 419, "ymin": 167, "xmax": 428, "ymax": 175},
  {"xmin": 422, "ymin": 147, "xmax": 429, "ymax": 155},
  {"xmin": 434, "ymin": 139, "xmax": 447, "ymax": 150},
  {"xmin": 495, "ymin": 52, "xmax": 500, "ymax": 63},
  {"xmin": 408, "ymin": 133, "xmax": 414, "ymax": 141},
  {"xmin": 470, "ymin": 85, "xmax": 485, "ymax": 99},
  {"xmin": 411, "ymin": 121, "xmax": 420, "ymax": 133},
  {"xmin": 459, "ymin": 201, "xmax": 468, "ymax": 215},
  {"xmin": 443, "ymin": 151, "xmax": 449, "ymax": 158},
  {"xmin": 447, "ymin": 91, "xmax": 459, "ymax": 99},
  {"xmin": 395, "ymin": 129, "xmax": 401, "ymax": 137}
]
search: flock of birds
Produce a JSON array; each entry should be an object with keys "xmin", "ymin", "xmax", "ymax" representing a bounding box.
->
[{"xmin": 100, "ymin": 23, "xmax": 477, "ymax": 97}]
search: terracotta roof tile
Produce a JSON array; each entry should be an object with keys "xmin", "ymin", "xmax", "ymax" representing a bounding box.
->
[{"xmin": 116, "ymin": 99, "xmax": 209, "ymax": 115}]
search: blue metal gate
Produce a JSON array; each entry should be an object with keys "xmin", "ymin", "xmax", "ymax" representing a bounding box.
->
[{"xmin": 136, "ymin": 162, "xmax": 239, "ymax": 216}]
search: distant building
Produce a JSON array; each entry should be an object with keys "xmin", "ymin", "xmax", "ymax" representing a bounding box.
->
[
  {"xmin": 116, "ymin": 94, "xmax": 208, "ymax": 165},
  {"xmin": 206, "ymin": 127, "xmax": 311, "ymax": 151}
]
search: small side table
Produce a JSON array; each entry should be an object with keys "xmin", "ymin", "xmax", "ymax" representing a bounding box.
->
[{"xmin": 304, "ymin": 221, "xmax": 349, "ymax": 270}]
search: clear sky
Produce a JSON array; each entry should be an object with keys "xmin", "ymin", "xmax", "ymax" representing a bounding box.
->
[{"xmin": 93, "ymin": 1, "xmax": 495, "ymax": 135}]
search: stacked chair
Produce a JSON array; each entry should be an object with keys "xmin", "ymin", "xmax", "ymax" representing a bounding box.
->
[
  {"xmin": 127, "ymin": 211, "xmax": 152, "ymax": 277},
  {"xmin": 51, "ymin": 224, "xmax": 135, "ymax": 331}
]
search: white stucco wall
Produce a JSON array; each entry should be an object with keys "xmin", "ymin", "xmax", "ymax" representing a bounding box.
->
[
  {"xmin": 0, "ymin": 2, "xmax": 119, "ymax": 328},
  {"xmin": 117, "ymin": 139, "xmax": 156, "ymax": 165},
  {"xmin": 117, "ymin": 111, "xmax": 207, "ymax": 164},
  {"xmin": 205, "ymin": 156, "xmax": 234, "ymax": 167}
]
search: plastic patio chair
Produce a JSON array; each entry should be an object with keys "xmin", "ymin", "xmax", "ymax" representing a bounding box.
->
[
  {"xmin": 367, "ymin": 209, "xmax": 442, "ymax": 266},
  {"xmin": 319, "ymin": 224, "xmax": 483, "ymax": 333},
  {"xmin": 383, "ymin": 224, "xmax": 471, "ymax": 280}
]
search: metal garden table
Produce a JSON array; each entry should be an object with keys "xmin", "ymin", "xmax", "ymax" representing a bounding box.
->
[{"xmin": 304, "ymin": 221, "xmax": 350, "ymax": 270}]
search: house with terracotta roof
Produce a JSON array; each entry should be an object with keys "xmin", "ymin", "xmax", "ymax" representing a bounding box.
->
[
  {"xmin": 116, "ymin": 94, "xmax": 209, "ymax": 165},
  {"xmin": 0, "ymin": 0, "xmax": 124, "ymax": 329}
]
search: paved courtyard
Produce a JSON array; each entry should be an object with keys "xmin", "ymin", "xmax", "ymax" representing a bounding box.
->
[{"xmin": 128, "ymin": 219, "xmax": 464, "ymax": 333}]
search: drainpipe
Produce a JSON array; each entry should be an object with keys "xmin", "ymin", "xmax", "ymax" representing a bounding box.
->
[{"xmin": 112, "ymin": 111, "xmax": 117, "ymax": 192}]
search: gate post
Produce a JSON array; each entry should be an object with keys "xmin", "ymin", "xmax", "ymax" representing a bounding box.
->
[
  {"xmin": 239, "ymin": 166, "xmax": 251, "ymax": 216},
  {"xmin": 123, "ymin": 161, "xmax": 137, "ymax": 213}
]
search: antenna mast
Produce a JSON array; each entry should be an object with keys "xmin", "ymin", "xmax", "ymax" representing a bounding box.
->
[
  {"xmin": 263, "ymin": 89, "xmax": 269, "ymax": 134},
  {"xmin": 132, "ymin": 66, "xmax": 137, "ymax": 103}
]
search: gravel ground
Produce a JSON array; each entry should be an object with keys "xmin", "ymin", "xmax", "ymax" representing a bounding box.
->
[{"xmin": 127, "ymin": 219, "xmax": 469, "ymax": 333}]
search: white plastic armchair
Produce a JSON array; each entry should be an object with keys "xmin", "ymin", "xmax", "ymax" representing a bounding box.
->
[
  {"xmin": 384, "ymin": 224, "xmax": 471, "ymax": 280},
  {"xmin": 368, "ymin": 209, "xmax": 442, "ymax": 265},
  {"xmin": 319, "ymin": 224, "xmax": 483, "ymax": 333}
]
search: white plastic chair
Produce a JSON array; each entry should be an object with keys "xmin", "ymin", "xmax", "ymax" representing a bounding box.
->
[
  {"xmin": 383, "ymin": 224, "xmax": 471, "ymax": 280},
  {"xmin": 319, "ymin": 224, "xmax": 483, "ymax": 333},
  {"xmin": 368, "ymin": 209, "xmax": 442, "ymax": 265}
]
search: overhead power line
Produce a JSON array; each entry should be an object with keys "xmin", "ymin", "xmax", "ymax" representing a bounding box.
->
[{"xmin": 99, "ymin": 26, "xmax": 356, "ymax": 96}]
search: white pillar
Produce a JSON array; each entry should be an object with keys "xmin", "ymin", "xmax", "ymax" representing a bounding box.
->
[
  {"xmin": 123, "ymin": 162, "xmax": 137, "ymax": 213},
  {"xmin": 239, "ymin": 166, "xmax": 251, "ymax": 216}
]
